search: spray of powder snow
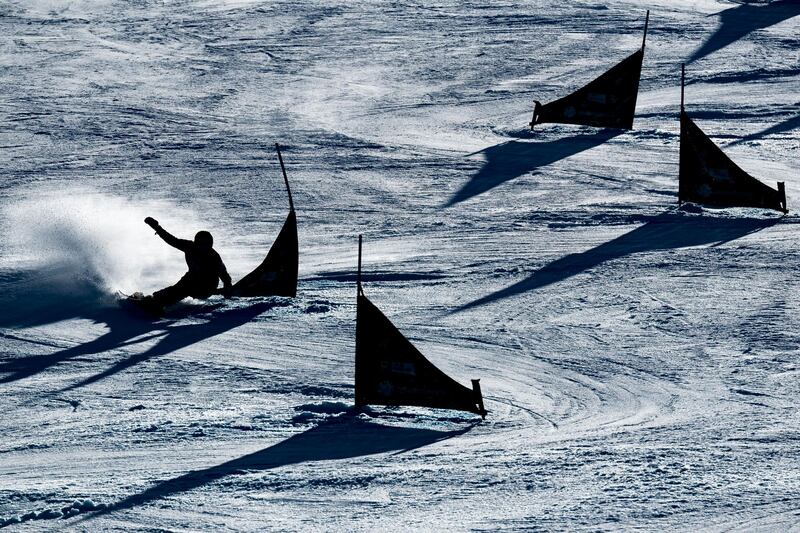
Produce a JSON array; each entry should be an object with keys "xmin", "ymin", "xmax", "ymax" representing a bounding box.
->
[{"xmin": 4, "ymin": 186, "xmax": 213, "ymax": 297}]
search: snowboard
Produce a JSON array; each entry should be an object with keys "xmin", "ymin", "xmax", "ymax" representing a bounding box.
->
[{"xmin": 118, "ymin": 291, "xmax": 164, "ymax": 318}]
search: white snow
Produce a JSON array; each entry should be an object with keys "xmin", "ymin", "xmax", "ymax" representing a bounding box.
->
[{"xmin": 1, "ymin": 0, "xmax": 799, "ymax": 530}]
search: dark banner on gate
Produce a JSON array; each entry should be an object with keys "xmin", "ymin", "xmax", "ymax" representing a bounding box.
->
[
  {"xmin": 530, "ymin": 11, "xmax": 648, "ymax": 130},
  {"xmin": 679, "ymin": 111, "xmax": 787, "ymax": 213},
  {"xmin": 230, "ymin": 143, "xmax": 299, "ymax": 297},
  {"xmin": 531, "ymin": 49, "xmax": 644, "ymax": 130},
  {"xmin": 355, "ymin": 293, "xmax": 486, "ymax": 417},
  {"xmin": 231, "ymin": 210, "xmax": 299, "ymax": 297}
]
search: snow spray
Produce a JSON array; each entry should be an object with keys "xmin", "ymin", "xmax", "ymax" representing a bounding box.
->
[{"xmin": 3, "ymin": 186, "xmax": 209, "ymax": 296}]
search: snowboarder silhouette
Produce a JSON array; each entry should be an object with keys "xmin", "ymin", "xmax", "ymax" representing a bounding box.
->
[{"xmin": 136, "ymin": 217, "xmax": 233, "ymax": 312}]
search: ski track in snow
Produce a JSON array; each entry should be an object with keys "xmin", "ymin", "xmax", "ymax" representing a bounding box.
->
[{"xmin": 1, "ymin": 0, "xmax": 799, "ymax": 530}]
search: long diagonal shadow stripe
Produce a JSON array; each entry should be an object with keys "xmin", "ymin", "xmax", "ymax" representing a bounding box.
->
[
  {"xmin": 0, "ymin": 313, "xmax": 168, "ymax": 385},
  {"xmin": 726, "ymin": 112, "xmax": 800, "ymax": 148},
  {"xmin": 78, "ymin": 416, "xmax": 472, "ymax": 522},
  {"xmin": 457, "ymin": 213, "xmax": 780, "ymax": 312},
  {"xmin": 688, "ymin": 0, "xmax": 800, "ymax": 64},
  {"xmin": 446, "ymin": 130, "xmax": 622, "ymax": 206},
  {"xmin": 56, "ymin": 302, "xmax": 273, "ymax": 392},
  {"xmin": 1, "ymin": 302, "xmax": 269, "ymax": 389}
]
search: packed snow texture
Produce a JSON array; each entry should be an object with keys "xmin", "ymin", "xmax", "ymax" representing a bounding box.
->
[{"xmin": 1, "ymin": 0, "xmax": 799, "ymax": 530}]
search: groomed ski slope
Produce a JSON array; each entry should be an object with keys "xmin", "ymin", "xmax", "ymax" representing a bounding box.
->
[{"xmin": 1, "ymin": 0, "xmax": 798, "ymax": 530}]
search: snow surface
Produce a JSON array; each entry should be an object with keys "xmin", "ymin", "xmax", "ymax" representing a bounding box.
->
[{"xmin": 1, "ymin": 0, "xmax": 799, "ymax": 530}]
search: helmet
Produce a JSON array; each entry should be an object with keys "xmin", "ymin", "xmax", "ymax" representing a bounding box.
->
[{"xmin": 194, "ymin": 230, "xmax": 213, "ymax": 248}]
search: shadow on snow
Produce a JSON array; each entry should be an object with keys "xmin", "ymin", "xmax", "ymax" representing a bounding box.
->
[
  {"xmin": 688, "ymin": 0, "xmax": 800, "ymax": 64},
  {"xmin": 445, "ymin": 130, "xmax": 622, "ymax": 207},
  {"xmin": 78, "ymin": 415, "xmax": 473, "ymax": 522},
  {"xmin": 0, "ymin": 268, "xmax": 272, "ymax": 387},
  {"xmin": 457, "ymin": 212, "xmax": 781, "ymax": 312},
  {"xmin": 726, "ymin": 111, "xmax": 800, "ymax": 148},
  {"xmin": 55, "ymin": 303, "xmax": 272, "ymax": 392}
]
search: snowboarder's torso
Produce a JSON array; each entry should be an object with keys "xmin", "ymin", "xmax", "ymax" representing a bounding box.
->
[
  {"xmin": 151, "ymin": 224, "xmax": 231, "ymax": 297},
  {"xmin": 179, "ymin": 243, "xmax": 228, "ymax": 295}
]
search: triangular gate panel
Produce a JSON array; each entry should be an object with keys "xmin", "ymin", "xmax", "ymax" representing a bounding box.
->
[
  {"xmin": 531, "ymin": 11, "xmax": 648, "ymax": 130},
  {"xmin": 354, "ymin": 237, "xmax": 486, "ymax": 418},
  {"xmin": 231, "ymin": 143, "xmax": 299, "ymax": 297},
  {"xmin": 231, "ymin": 210, "xmax": 298, "ymax": 297},
  {"xmin": 678, "ymin": 66, "xmax": 787, "ymax": 213}
]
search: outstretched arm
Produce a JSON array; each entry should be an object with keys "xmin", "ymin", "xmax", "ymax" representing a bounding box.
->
[
  {"xmin": 144, "ymin": 217, "xmax": 191, "ymax": 252},
  {"xmin": 218, "ymin": 255, "xmax": 233, "ymax": 295}
]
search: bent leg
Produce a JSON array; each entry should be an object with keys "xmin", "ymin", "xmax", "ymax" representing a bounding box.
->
[{"xmin": 151, "ymin": 278, "xmax": 193, "ymax": 308}]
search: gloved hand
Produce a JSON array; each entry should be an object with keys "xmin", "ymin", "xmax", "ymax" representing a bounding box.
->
[
  {"xmin": 222, "ymin": 286, "xmax": 233, "ymax": 299},
  {"xmin": 144, "ymin": 217, "xmax": 159, "ymax": 228}
]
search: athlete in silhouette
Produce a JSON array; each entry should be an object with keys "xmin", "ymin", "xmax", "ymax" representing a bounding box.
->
[{"xmin": 139, "ymin": 217, "xmax": 232, "ymax": 311}]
